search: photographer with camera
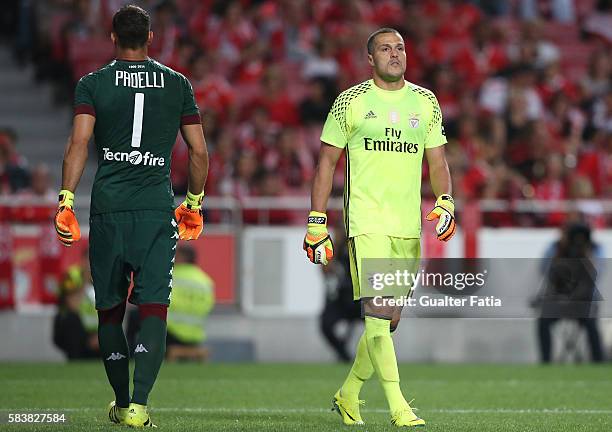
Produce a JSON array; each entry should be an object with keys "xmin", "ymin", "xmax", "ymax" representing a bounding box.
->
[{"xmin": 534, "ymin": 221, "xmax": 604, "ymax": 363}]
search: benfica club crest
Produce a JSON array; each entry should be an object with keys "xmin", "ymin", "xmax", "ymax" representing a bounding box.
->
[{"xmin": 409, "ymin": 113, "xmax": 420, "ymax": 128}]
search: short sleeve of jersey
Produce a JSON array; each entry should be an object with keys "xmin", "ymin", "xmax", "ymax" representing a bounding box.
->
[
  {"xmin": 181, "ymin": 76, "xmax": 201, "ymax": 125},
  {"xmin": 74, "ymin": 74, "xmax": 97, "ymax": 117},
  {"xmin": 425, "ymin": 93, "xmax": 447, "ymax": 148},
  {"xmin": 320, "ymin": 93, "xmax": 352, "ymax": 148}
]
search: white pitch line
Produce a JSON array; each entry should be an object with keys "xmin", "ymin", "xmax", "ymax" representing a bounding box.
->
[{"xmin": 3, "ymin": 407, "xmax": 612, "ymax": 415}]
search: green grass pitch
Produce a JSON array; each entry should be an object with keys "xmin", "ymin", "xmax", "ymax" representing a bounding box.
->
[{"xmin": 1, "ymin": 362, "xmax": 611, "ymax": 431}]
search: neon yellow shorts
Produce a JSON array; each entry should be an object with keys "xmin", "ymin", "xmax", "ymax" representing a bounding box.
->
[{"xmin": 347, "ymin": 234, "xmax": 421, "ymax": 300}]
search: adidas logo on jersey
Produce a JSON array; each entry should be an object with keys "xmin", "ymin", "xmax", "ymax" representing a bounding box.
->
[
  {"xmin": 364, "ymin": 110, "xmax": 377, "ymax": 119},
  {"xmin": 106, "ymin": 352, "xmax": 126, "ymax": 361},
  {"xmin": 135, "ymin": 344, "xmax": 149, "ymax": 353}
]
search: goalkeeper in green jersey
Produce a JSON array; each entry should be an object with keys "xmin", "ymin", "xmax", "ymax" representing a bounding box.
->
[
  {"xmin": 55, "ymin": 5, "xmax": 208, "ymax": 428},
  {"xmin": 303, "ymin": 28, "xmax": 456, "ymax": 427}
]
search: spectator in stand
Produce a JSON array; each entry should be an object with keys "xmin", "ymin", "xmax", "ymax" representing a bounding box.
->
[
  {"xmin": 203, "ymin": 130, "xmax": 231, "ymax": 197},
  {"xmin": 538, "ymin": 61, "xmax": 577, "ymax": 107},
  {"xmin": 602, "ymin": 133, "xmax": 612, "ymax": 198},
  {"xmin": 232, "ymin": 151, "xmax": 259, "ymax": 200},
  {"xmin": 166, "ymin": 37, "xmax": 198, "ymax": 77},
  {"xmin": 479, "ymin": 64, "xmax": 543, "ymax": 124},
  {"xmin": 483, "ymin": 160, "xmax": 527, "ymax": 200},
  {"xmin": 236, "ymin": 106, "xmax": 279, "ymax": 157},
  {"xmin": 453, "ymin": 20, "xmax": 508, "ymax": 89},
  {"xmin": 263, "ymin": 128, "xmax": 313, "ymax": 192},
  {"xmin": 190, "ymin": 52, "xmax": 237, "ymax": 123},
  {"xmin": 582, "ymin": 0, "xmax": 612, "ymax": 44},
  {"xmin": 250, "ymin": 170, "xmax": 292, "ymax": 224},
  {"xmin": 545, "ymin": 91, "xmax": 585, "ymax": 148},
  {"xmin": 268, "ymin": 0, "xmax": 317, "ymax": 63},
  {"xmin": 520, "ymin": 0, "xmax": 576, "ymax": 22},
  {"xmin": 0, "ymin": 128, "xmax": 29, "ymax": 194},
  {"xmin": 430, "ymin": 66, "xmax": 460, "ymax": 124},
  {"xmin": 302, "ymin": 38, "xmax": 340, "ymax": 80},
  {"xmin": 569, "ymin": 175, "xmax": 596, "ymax": 199},
  {"xmin": 510, "ymin": 21, "xmax": 560, "ymax": 69},
  {"xmin": 252, "ymin": 65, "xmax": 300, "ymax": 126},
  {"xmin": 576, "ymin": 128, "xmax": 611, "ymax": 198},
  {"xmin": 149, "ymin": 0, "xmax": 181, "ymax": 65},
  {"xmin": 580, "ymin": 49, "xmax": 611, "ymax": 102},
  {"xmin": 299, "ymin": 77, "xmax": 337, "ymax": 125},
  {"xmin": 203, "ymin": 1, "xmax": 256, "ymax": 70},
  {"xmin": 405, "ymin": 14, "xmax": 450, "ymax": 83},
  {"xmin": 16, "ymin": 163, "xmax": 55, "ymax": 200},
  {"xmin": 592, "ymin": 90, "xmax": 612, "ymax": 132},
  {"xmin": 534, "ymin": 153, "xmax": 567, "ymax": 225}
]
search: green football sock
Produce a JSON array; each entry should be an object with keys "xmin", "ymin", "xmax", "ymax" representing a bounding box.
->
[
  {"xmin": 98, "ymin": 322, "xmax": 130, "ymax": 408},
  {"xmin": 365, "ymin": 316, "xmax": 408, "ymax": 413},
  {"xmin": 340, "ymin": 331, "xmax": 374, "ymax": 399},
  {"xmin": 132, "ymin": 313, "xmax": 167, "ymax": 405}
]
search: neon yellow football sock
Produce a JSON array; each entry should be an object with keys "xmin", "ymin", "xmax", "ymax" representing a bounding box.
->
[
  {"xmin": 365, "ymin": 316, "xmax": 408, "ymax": 413},
  {"xmin": 340, "ymin": 332, "xmax": 374, "ymax": 399}
]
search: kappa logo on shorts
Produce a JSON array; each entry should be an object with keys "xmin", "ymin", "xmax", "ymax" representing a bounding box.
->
[
  {"xmin": 171, "ymin": 219, "xmax": 177, "ymax": 228},
  {"xmin": 106, "ymin": 352, "xmax": 126, "ymax": 361},
  {"xmin": 135, "ymin": 344, "xmax": 148, "ymax": 353},
  {"xmin": 171, "ymin": 231, "xmax": 179, "ymax": 239}
]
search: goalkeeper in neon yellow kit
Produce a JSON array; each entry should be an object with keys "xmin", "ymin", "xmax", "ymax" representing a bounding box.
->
[{"xmin": 303, "ymin": 28, "xmax": 455, "ymax": 427}]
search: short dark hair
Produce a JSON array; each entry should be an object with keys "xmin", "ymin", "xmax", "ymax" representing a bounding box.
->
[
  {"xmin": 112, "ymin": 5, "xmax": 151, "ymax": 49},
  {"xmin": 176, "ymin": 245, "xmax": 197, "ymax": 264},
  {"xmin": 366, "ymin": 27, "xmax": 402, "ymax": 55}
]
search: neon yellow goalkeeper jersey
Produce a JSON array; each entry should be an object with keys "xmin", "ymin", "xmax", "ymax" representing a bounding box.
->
[{"xmin": 320, "ymin": 79, "xmax": 447, "ymax": 238}]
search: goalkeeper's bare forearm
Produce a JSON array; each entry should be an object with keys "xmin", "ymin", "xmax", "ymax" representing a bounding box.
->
[
  {"xmin": 425, "ymin": 145, "xmax": 452, "ymax": 198},
  {"xmin": 180, "ymin": 123, "xmax": 209, "ymax": 195},
  {"xmin": 61, "ymin": 114, "xmax": 95, "ymax": 192},
  {"xmin": 311, "ymin": 143, "xmax": 343, "ymax": 212}
]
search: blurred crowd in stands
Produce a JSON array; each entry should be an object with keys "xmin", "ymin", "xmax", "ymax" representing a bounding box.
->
[
  {"xmin": 0, "ymin": 127, "xmax": 55, "ymax": 200},
  {"xmin": 1, "ymin": 0, "xmax": 611, "ymax": 226}
]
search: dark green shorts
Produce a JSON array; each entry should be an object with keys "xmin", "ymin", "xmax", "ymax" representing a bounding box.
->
[{"xmin": 89, "ymin": 210, "xmax": 178, "ymax": 310}]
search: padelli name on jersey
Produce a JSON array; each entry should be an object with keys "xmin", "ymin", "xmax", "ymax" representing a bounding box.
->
[
  {"xmin": 363, "ymin": 127, "xmax": 419, "ymax": 154},
  {"xmin": 115, "ymin": 70, "xmax": 165, "ymax": 89}
]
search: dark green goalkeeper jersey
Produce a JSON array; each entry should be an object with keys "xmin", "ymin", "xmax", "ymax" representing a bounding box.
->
[{"xmin": 74, "ymin": 58, "xmax": 200, "ymax": 215}]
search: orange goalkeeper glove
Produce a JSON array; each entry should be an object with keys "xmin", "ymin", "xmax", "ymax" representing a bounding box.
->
[
  {"xmin": 174, "ymin": 190, "xmax": 204, "ymax": 241},
  {"xmin": 303, "ymin": 211, "xmax": 334, "ymax": 265},
  {"xmin": 426, "ymin": 194, "xmax": 456, "ymax": 242},
  {"xmin": 54, "ymin": 189, "xmax": 81, "ymax": 247}
]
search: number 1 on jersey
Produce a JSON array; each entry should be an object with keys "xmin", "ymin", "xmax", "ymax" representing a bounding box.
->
[{"xmin": 131, "ymin": 93, "xmax": 145, "ymax": 148}]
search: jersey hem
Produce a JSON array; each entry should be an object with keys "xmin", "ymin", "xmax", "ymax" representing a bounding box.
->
[
  {"xmin": 347, "ymin": 231, "xmax": 422, "ymax": 239},
  {"xmin": 321, "ymin": 138, "xmax": 345, "ymax": 148},
  {"xmin": 89, "ymin": 205, "xmax": 175, "ymax": 216},
  {"xmin": 425, "ymin": 140, "xmax": 447, "ymax": 149}
]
